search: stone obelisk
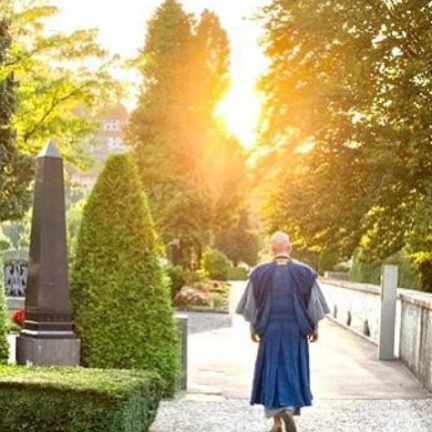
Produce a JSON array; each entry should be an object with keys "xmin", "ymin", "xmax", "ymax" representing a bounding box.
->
[{"xmin": 16, "ymin": 142, "xmax": 80, "ymax": 366}]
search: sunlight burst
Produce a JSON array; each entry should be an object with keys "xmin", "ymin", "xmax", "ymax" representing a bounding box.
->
[{"xmin": 216, "ymin": 86, "xmax": 262, "ymax": 149}]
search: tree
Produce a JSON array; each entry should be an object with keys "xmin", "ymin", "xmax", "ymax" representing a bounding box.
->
[
  {"xmin": 214, "ymin": 210, "xmax": 260, "ymax": 266},
  {"xmin": 1, "ymin": 0, "xmax": 123, "ymax": 224},
  {"xmin": 70, "ymin": 154, "xmax": 179, "ymax": 396},
  {"xmin": 128, "ymin": 1, "xmax": 246, "ymax": 267},
  {"xmin": 5, "ymin": 1, "xmax": 122, "ymax": 166},
  {"xmin": 0, "ymin": 15, "xmax": 32, "ymax": 223},
  {"xmin": 257, "ymin": 0, "xmax": 432, "ymax": 290}
]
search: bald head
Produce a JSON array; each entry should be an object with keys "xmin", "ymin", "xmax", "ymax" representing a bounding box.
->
[{"xmin": 270, "ymin": 231, "xmax": 292, "ymax": 256}]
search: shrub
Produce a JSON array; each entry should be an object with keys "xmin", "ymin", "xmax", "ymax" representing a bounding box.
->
[
  {"xmin": 417, "ymin": 257, "xmax": 432, "ymax": 293},
  {"xmin": 0, "ymin": 239, "xmax": 10, "ymax": 251},
  {"xmin": 165, "ymin": 265, "xmax": 186, "ymax": 299},
  {"xmin": 0, "ymin": 366, "xmax": 164, "ymax": 432},
  {"xmin": 349, "ymin": 248, "xmax": 421, "ymax": 289},
  {"xmin": 0, "ymin": 264, "xmax": 8, "ymax": 363},
  {"xmin": 318, "ymin": 248, "xmax": 341, "ymax": 275},
  {"xmin": 201, "ymin": 248, "xmax": 232, "ymax": 281},
  {"xmin": 227, "ymin": 266, "xmax": 248, "ymax": 280},
  {"xmin": 70, "ymin": 154, "xmax": 179, "ymax": 396}
]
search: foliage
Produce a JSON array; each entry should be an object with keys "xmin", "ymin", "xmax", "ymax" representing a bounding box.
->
[
  {"xmin": 349, "ymin": 248, "xmax": 421, "ymax": 290},
  {"xmin": 227, "ymin": 266, "xmax": 248, "ymax": 281},
  {"xmin": 165, "ymin": 265, "xmax": 186, "ymax": 300},
  {"xmin": 257, "ymin": 0, "xmax": 432, "ymax": 290},
  {"xmin": 0, "ymin": 16, "xmax": 33, "ymax": 223},
  {"xmin": 70, "ymin": 154, "xmax": 179, "ymax": 396},
  {"xmin": 0, "ymin": 212, "xmax": 31, "ymax": 249},
  {"xmin": 128, "ymin": 1, "xmax": 246, "ymax": 266},
  {"xmin": 201, "ymin": 248, "xmax": 232, "ymax": 281},
  {"xmin": 318, "ymin": 249, "xmax": 341, "ymax": 275},
  {"xmin": 0, "ymin": 366, "xmax": 164, "ymax": 432},
  {"xmin": 214, "ymin": 211, "xmax": 261, "ymax": 266},
  {"xmin": 4, "ymin": 1, "xmax": 123, "ymax": 166},
  {"xmin": 0, "ymin": 264, "xmax": 8, "ymax": 364},
  {"xmin": 0, "ymin": 239, "xmax": 10, "ymax": 251},
  {"xmin": 66, "ymin": 197, "xmax": 87, "ymax": 259}
]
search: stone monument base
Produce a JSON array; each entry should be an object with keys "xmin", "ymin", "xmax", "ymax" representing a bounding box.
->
[{"xmin": 16, "ymin": 336, "xmax": 80, "ymax": 366}]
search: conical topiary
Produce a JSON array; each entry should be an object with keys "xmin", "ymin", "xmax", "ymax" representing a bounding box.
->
[
  {"xmin": 0, "ymin": 263, "xmax": 9, "ymax": 364},
  {"xmin": 70, "ymin": 154, "xmax": 179, "ymax": 395}
]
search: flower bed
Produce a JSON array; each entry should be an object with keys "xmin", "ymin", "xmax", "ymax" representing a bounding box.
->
[{"xmin": 174, "ymin": 280, "xmax": 230, "ymax": 313}]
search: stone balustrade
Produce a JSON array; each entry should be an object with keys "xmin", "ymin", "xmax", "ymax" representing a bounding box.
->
[{"xmin": 320, "ymin": 277, "xmax": 432, "ymax": 392}]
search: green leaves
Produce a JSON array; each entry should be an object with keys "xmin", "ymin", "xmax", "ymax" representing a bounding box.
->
[
  {"xmin": 70, "ymin": 154, "xmax": 179, "ymax": 396},
  {"xmin": 0, "ymin": 16, "xmax": 33, "ymax": 223},
  {"xmin": 0, "ymin": 366, "xmax": 164, "ymax": 432},
  {"xmin": 257, "ymin": 0, "xmax": 432, "ymax": 289},
  {"xmin": 129, "ymin": 1, "xmax": 246, "ymax": 265},
  {"xmin": 3, "ymin": 1, "xmax": 122, "ymax": 165}
]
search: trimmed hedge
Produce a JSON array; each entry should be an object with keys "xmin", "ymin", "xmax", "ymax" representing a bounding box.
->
[
  {"xmin": 0, "ymin": 264, "xmax": 8, "ymax": 363},
  {"xmin": 71, "ymin": 154, "xmax": 179, "ymax": 396},
  {"xmin": 0, "ymin": 366, "xmax": 164, "ymax": 432}
]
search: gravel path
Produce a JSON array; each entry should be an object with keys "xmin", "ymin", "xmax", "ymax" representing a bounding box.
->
[
  {"xmin": 152, "ymin": 292, "xmax": 432, "ymax": 432},
  {"xmin": 150, "ymin": 399, "xmax": 432, "ymax": 432}
]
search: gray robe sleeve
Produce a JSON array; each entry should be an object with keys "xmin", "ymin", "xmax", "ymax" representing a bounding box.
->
[
  {"xmin": 236, "ymin": 279, "xmax": 329, "ymax": 333},
  {"xmin": 235, "ymin": 281, "xmax": 257, "ymax": 324},
  {"xmin": 307, "ymin": 281, "xmax": 330, "ymax": 327}
]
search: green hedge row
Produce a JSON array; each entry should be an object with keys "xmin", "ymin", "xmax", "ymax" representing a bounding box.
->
[{"xmin": 0, "ymin": 366, "xmax": 164, "ymax": 432}]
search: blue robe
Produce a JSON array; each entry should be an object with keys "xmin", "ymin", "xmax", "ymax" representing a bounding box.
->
[{"xmin": 236, "ymin": 258, "xmax": 329, "ymax": 415}]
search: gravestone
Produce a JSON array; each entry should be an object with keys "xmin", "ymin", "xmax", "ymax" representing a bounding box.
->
[
  {"xmin": 16, "ymin": 142, "xmax": 80, "ymax": 366},
  {"xmin": 2, "ymin": 249, "xmax": 28, "ymax": 297}
]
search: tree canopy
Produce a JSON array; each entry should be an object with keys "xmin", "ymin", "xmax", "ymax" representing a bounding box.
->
[
  {"xmin": 0, "ymin": 15, "xmax": 32, "ymax": 222},
  {"xmin": 128, "ymin": 0, "xmax": 246, "ymax": 267},
  {"xmin": 4, "ymin": 0, "xmax": 123, "ymax": 166},
  {"xmin": 257, "ymin": 0, "xmax": 432, "ymax": 290},
  {"xmin": 0, "ymin": 0, "xmax": 123, "ymax": 223}
]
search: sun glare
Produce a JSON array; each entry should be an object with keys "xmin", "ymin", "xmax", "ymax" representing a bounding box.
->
[
  {"xmin": 216, "ymin": 85, "xmax": 262, "ymax": 149},
  {"xmin": 50, "ymin": 0, "xmax": 267, "ymax": 149}
]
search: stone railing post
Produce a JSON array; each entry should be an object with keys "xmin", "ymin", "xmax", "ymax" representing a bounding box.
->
[{"xmin": 378, "ymin": 265, "xmax": 398, "ymax": 360}]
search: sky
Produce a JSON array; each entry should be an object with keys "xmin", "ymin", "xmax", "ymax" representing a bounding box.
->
[{"xmin": 50, "ymin": 0, "xmax": 271, "ymax": 148}]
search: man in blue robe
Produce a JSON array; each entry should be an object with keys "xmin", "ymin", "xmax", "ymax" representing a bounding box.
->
[{"xmin": 236, "ymin": 232, "xmax": 329, "ymax": 432}]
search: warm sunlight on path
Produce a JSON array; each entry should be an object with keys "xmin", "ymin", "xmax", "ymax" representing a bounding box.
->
[
  {"xmin": 186, "ymin": 282, "xmax": 429, "ymax": 401},
  {"xmin": 149, "ymin": 283, "xmax": 431, "ymax": 432}
]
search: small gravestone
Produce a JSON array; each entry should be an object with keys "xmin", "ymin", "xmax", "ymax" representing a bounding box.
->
[
  {"xmin": 2, "ymin": 249, "xmax": 28, "ymax": 297},
  {"xmin": 16, "ymin": 142, "xmax": 80, "ymax": 366}
]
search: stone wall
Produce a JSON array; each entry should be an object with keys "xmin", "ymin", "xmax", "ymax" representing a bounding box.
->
[
  {"xmin": 399, "ymin": 292, "xmax": 432, "ymax": 392},
  {"xmin": 320, "ymin": 279, "xmax": 383, "ymax": 343},
  {"xmin": 320, "ymin": 278, "xmax": 432, "ymax": 391}
]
